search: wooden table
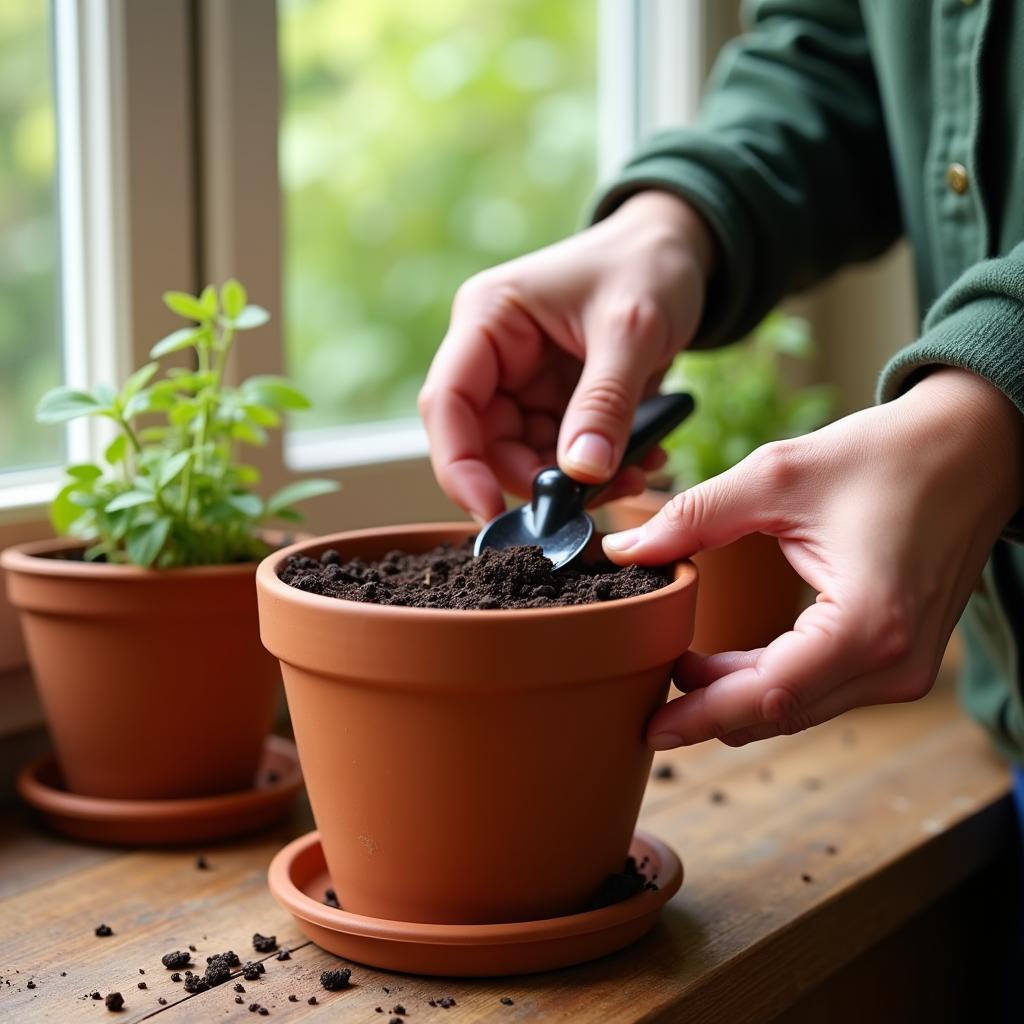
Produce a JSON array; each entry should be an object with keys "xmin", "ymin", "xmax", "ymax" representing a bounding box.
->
[{"xmin": 1, "ymin": 664, "xmax": 1016, "ymax": 1024}]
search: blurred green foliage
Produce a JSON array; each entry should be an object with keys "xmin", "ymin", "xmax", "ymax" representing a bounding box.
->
[
  {"xmin": 0, "ymin": 3, "xmax": 62, "ymax": 471},
  {"xmin": 279, "ymin": 0, "xmax": 597, "ymax": 428},
  {"xmin": 661, "ymin": 313, "xmax": 836, "ymax": 486}
]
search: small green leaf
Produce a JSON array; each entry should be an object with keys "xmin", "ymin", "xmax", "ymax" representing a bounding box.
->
[
  {"xmin": 234, "ymin": 305, "xmax": 271, "ymax": 330},
  {"xmin": 50, "ymin": 483, "xmax": 82, "ymax": 534},
  {"xmin": 266, "ymin": 478, "xmax": 339, "ymax": 515},
  {"xmin": 169, "ymin": 400, "xmax": 201, "ymax": 427},
  {"xmin": 242, "ymin": 403, "xmax": 281, "ymax": 428},
  {"xmin": 221, "ymin": 279, "xmax": 247, "ymax": 319},
  {"xmin": 231, "ymin": 421, "xmax": 268, "ymax": 446},
  {"xmin": 138, "ymin": 426, "xmax": 170, "ymax": 443},
  {"xmin": 123, "ymin": 390, "xmax": 156, "ymax": 419},
  {"xmin": 36, "ymin": 388, "xmax": 103, "ymax": 424},
  {"xmin": 241, "ymin": 375, "xmax": 310, "ymax": 410},
  {"xmin": 126, "ymin": 516, "xmax": 172, "ymax": 568},
  {"xmin": 66, "ymin": 464, "xmax": 103, "ymax": 482},
  {"xmin": 122, "ymin": 362, "xmax": 159, "ymax": 401},
  {"xmin": 105, "ymin": 435, "xmax": 129, "ymax": 465},
  {"xmin": 158, "ymin": 450, "xmax": 192, "ymax": 489},
  {"xmin": 151, "ymin": 327, "xmax": 202, "ymax": 358},
  {"xmin": 199, "ymin": 284, "xmax": 219, "ymax": 318},
  {"xmin": 230, "ymin": 464, "xmax": 261, "ymax": 485},
  {"xmin": 105, "ymin": 490, "xmax": 154, "ymax": 512},
  {"xmin": 226, "ymin": 493, "xmax": 263, "ymax": 518},
  {"xmin": 163, "ymin": 290, "xmax": 209, "ymax": 321}
]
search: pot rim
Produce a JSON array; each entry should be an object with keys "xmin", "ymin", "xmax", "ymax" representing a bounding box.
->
[
  {"xmin": 256, "ymin": 522, "xmax": 697, "ymax": 623},
  {"xmin": 1, "ymin": 533, "xmax": 282, "ymax": 581}
]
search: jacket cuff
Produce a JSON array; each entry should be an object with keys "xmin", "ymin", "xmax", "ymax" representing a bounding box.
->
[{"xmin": 877, "ymin": 278, "xmax": 1024, "ymax": 540}]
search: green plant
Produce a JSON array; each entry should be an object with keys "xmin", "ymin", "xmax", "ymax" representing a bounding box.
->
[
  {"xmin": 661, "ymin": 312, "xmax": 835, "ymax": 487},
  {"xmin": 36, "ymin": 280, "xmax": 337, "ymax": 567}
]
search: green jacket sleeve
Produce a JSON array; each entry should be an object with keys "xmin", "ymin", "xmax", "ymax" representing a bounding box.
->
[
  {"xmin": 591, "ymin": 0, "xmax": 902, "ymax": 348},
  {"xmin": 877, "ymin": 243, "xmax": 1024, "ymax": 416}
]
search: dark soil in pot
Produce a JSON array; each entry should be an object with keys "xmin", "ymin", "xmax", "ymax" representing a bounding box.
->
[{"xmin": 278, "ymin": 540, "xmax": 668, "ymax": 610}]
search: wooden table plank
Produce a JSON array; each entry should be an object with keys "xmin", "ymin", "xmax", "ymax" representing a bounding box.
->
[{"xmin": 0, "ymin": 667, "xmax": 1012, "ymax": 1023}]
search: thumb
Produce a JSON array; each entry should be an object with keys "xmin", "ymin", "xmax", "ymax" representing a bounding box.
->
[
  {"xmin": 602, "ymin": 448, "xmax": 786, "ymax": 564},
  {"xmin": 557, "ymin": 301, "xmax": 666, "ymax": 483}
]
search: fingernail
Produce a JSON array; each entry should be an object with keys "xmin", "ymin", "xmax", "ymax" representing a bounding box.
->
[
  {"xmin": 565, "ymin": 433, "xmax": 614, "ymax": 477},
  {"xmin": 649, "ymin": 732, "xmax": 683, "ymax": 751},
  {"xmin": 603, "ymin": 528, "xmax": 642, "ymax": 553}
]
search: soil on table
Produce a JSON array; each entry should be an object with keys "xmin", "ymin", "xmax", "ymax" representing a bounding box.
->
[{"xmin": 279, "ymin": 540, "xmax": 668, "ymax": 610}]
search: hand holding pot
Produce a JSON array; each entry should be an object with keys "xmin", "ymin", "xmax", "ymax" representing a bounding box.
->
[
  {"xmin": 419, "ymin": 191, "xmax": 716, "ymax": 521},
  {"xmin": 603, "ymin": 368, "xmax": 1024, "ymax": 749}
]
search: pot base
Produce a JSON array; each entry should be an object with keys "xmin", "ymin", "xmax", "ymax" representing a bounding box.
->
[
  {"xmin": 267, "ymin": 829, "xmax": 683, "ymax": 977},
  {"xmin": 17, "ymin": 735, "xmax": 302, "ymax": 846}
]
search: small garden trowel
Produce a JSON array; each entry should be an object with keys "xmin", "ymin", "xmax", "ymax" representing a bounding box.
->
[{"xmin": 474, "ymin": 391, "xmax": 695, "ymax": 570}]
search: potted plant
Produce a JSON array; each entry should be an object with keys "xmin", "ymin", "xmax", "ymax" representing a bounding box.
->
[
  {"xmin": 607, "ymin": 312, "xmax": 834, "ymax": 654},
  {"xmin": 2, "ymin": 281, "xmax": 336, "ymax": 801},
  {"xmin": 256, "ymin": 524, "xmax": 698, "ymax": 927}
]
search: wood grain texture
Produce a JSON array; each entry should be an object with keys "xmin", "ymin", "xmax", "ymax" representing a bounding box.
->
[{"xmin": 0, "ymin": 661, "xmax": 1013, "ymax": 1023}]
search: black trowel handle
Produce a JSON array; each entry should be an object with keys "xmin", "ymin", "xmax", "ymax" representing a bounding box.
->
[{"xmin": 580, "ymin": 392, "xmax": 695, "ymax": 506}]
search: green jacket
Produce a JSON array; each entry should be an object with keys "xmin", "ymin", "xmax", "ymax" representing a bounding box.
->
[{"xmin": 594, "ymin": 0, "xmax": 1024, "ymax": 762}]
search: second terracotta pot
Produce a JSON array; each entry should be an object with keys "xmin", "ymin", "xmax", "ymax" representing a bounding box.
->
[
  {"xmin": 2, "ymin": 538, "xmax": 282, "ymax": 801},
  {"xmin": 607, "ymin": 490, "xmax": 806, "ymax": 655},
  {"xmin": 256, "ymin": 524, "xmax": 697, "ymax": 925}
]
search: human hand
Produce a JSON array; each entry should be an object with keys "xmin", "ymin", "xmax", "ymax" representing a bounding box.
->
[
  {"xmin": 603, "ymin": 368, "xmax": 1024, "ymax": 748},
  {"xmin": 419, "ymin": 191, "xmax": 716, "ymax": 521}
]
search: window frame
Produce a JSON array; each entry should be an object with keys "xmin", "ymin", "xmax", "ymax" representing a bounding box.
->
[{"xmin": 0, "ymin": 0, "xmax": 719, "ymax": 734}]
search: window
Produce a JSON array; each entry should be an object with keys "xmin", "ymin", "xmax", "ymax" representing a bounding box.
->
[
  {"xmin": 278, "ymin": 0, "xmax": 598, "ymax": 438},
  {"xmin": 0, "ymin": 3, "xmax": 62, "ymax": 475}
]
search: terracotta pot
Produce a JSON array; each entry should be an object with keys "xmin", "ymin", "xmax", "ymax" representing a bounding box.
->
[
  {"xmin": 607, "ymin": 490, "xmax": 806, "ymax": 654},
  {"xmin": 2, "ymin": 537, "xmax": 282, "ymax": 800},
  {"xmin": 256, "ymin": 524, "xmax": 697, "ymax": 926}
]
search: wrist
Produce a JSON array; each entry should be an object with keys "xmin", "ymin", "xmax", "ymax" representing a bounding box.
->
[
  {"xmin": 900, "ymin": 367, "xmax": 1024, "ymax": 522},
  {"xmin": 615, "ymin": 190, "xmax": 719, "ymax": 282}
]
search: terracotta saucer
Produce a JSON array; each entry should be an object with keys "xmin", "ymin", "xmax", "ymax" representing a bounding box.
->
[
  {"xmin": 268, "ymin": 829, "xmax": 682, "ymax": 977},
  {"xmin": 17, "ymin": 735, "xmax": 303, "ymax": 846}
]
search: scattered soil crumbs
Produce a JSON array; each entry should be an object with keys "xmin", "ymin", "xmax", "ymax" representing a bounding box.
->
[
  {"xmin": 182, "ymin": 971, "xmax": 208, "ymax": 994},
  {"xmin": 279, "ymin": 540, "xmax": 668, "ymax": 610},
  {"xmin": 501, "ymin": 997, "xmax": 515, "ymax": 1005},
  {"xmin": 801, "ymin": 873, "xmax": 813, "ymax": 884},
  {"xmin": 308, "ymin": 997, "xmax": 318, "ymax": 1005},
  {"xmin": 242, "ymin": 961, "xmax": 266, "ymax": 981},
  {"xmin": 162, "ymin": 951, "xmax": 191, "ymax": 970},
  {"xmin": 430, "ymin": 996, "xmax": 456, "ymax": 1008},
  {"xmin": 252, "ymin": 933, "xmax": 277, "ymax": 953},
  {"xmin": 276, "ymin": 949, "xmax": 291, "ymax": 961},
  {"xmin": 825, "ymin": 844, "xmax": 838, "ymax": 856},
  {"xmin": 104, "ymin": 992, "xmax": 124, "ymax": 1011},
  {"xmin": 587, "ymin": 855, "xmax": 658, "ymax": 910},
  {"xmin": 653, "ymin": 763, "xmax": 676, "ymax": 781},
  {"xmin": 320, "ymin": 968, "xmax": 352, "ymax": 991},
  {"xmin": 94, "ymin": 924, "xmax": 113, "ymax": 937},
  {"xmin": 324, "ymin": 888, "xmax": 341, "ymax": 909},
  {"xmin": 195, "ymin": 855, "xmax": 209, "ymax": 870},
  {"xmin": 709, "ymin": 789, "xmax": 727, "ymax": 804}
]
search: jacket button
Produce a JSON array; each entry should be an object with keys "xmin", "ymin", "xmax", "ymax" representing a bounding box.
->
[{"xmin": 947, "ymin": 163, "xmax": 970, "ymax": 194}]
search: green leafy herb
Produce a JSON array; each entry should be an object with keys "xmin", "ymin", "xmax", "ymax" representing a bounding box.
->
[
  {"xmin": 36, "ymin": 279, "xmax": 338, "ymax": 567},
  {"xmin": 661, "ymin": 312, "xmax": 835, "ymax": 487}
]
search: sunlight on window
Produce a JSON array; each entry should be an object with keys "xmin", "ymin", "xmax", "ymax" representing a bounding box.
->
[
  {"xmin": 0, "ymin": 3, "xmax": 62, "ymax": 472},
  {"xmin": 279, "ymin": 0, "xmax": 597, "ymax": 430}
]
